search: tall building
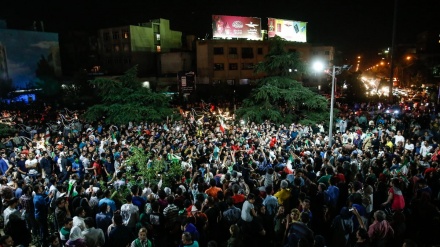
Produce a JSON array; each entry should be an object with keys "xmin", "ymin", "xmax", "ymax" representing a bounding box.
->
[
  {"xmin": 97, "ymin": 18, "xmax": 182, "ymax": 76},
  {"xmin": 196, "ymin": 39, "xmax": 312, "ymax": 85}
]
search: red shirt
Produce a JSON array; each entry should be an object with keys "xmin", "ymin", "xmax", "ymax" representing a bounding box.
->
[
  {"xmin": 231, "ymin": 194, "xmax": 245, "ymax": 204},
  {"xmin": 93, "ymin": 161, "xmax": 102, "ymax": 175}
]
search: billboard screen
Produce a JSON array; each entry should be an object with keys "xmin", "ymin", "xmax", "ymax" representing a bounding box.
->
[
  {"xmin": 212, "ymin": 15, "xmax": 261, "ymax": 40},
  {"xmin": 268, "ymin": 18, "xmax": 307, "ymax": 42},
  {"xmin": 0, "ymin": 29, "xmax": 61, "ymax": 89}
]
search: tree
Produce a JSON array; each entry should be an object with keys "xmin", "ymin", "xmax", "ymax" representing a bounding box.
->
[
  {"xmin": 236, "ymin": 36, "xmax": 329, "ymax": 125},
  {"xmin": 0, "ymin": 124, "xmax": 16, "ymax": 138},
  {"xmin": 84, "ymin": 66, "xmax": 174, "ymax": 125},
  {"xmin": 125, "ymin": 148, "xmax": 182, "ymax": 188}
]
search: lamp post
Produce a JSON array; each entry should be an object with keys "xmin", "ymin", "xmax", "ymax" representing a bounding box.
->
[
  {"xmin": 329, "ymin": 65, "xmax": 336, "ymax": 147},
  {"xmin": 313, "ymin": 62, "xmax": 350, "ymax": 147}
]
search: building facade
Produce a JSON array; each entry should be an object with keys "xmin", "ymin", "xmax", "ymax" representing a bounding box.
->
[
  {"xmin": 196, "ymin": 39, "xmax": 312, "ymax": 85},
  {"xmin": 97, "ymin": 19, "xmax": 182, "ymax": 76}
]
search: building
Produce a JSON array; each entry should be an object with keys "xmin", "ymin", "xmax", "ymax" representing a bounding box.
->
[
  {"xmin": 97, "ymin": 18, "xmax": 182, "ymax": 76},
  {"xmin": 416, "ymin": 30, "xmax": 440, "ymax": 79},
  {"xmin": 196, "ymin": 39, "xmax": 312, "ymax": 85},
  {"xmin": 307, "ymin": 46, "xmax": 336, "ymax": 87}
]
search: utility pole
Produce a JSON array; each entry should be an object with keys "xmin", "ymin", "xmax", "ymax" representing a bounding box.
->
[{"xmin": 389, "ymin": 0, "xmax": 398, "ymax": 103}]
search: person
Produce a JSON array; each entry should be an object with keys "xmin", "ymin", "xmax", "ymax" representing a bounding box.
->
[
  {"xmin": 3, "ymin": 197, "xmax": 21, "ymax": 226},
  {"xmin": 96, "ymin": 202, "xmax": 112, "ymax": 241},
  {"xmin": 121, "ymin": 194, "xmax": 139, "ymax": 232},
  {"xmin": 4, "ymin": 213, "xmax": 32, "ymax": 247},
  {"xmin": 368, "ymin": 210, "xmax": 394, "ymax": 246},
  {"xmin": 47, "ymin": 233, "xmax": 61, "ymax": 247},
  {"xmin": 82, "ymin": 217, "xmax": 105, "ymax": 247},
  {"xmin": 285, "ymin": 212, "xmax": 314, "ymax": 247},
  {"xmin": 73, "ymin": 206, "xmax": 87, "ymax": 230},
  {"xmin": 0, "ymin": 234, "xmax": 14, "ymax": 247},
  {"xmin": 227, "ymin": 224, "xmax": 242, "ymax": 247},
  {"xmin": 99, "ymin": 189, "xmax": 117, "ymax": 214},
  {"xmin": 66, "ymin": 226, "xmax": 88, "ymax": 247},
  {"xmin": 130, "ymin": 227, "xmax": 152, "ymax": 247},
  {"xmin": 60, "ymin": 217, "xmax": 74, "ymax": 246},
  {"xmin": 55, "ymin": 196, "xmax": 71, "ymax": 230},
  {"xmin": 33, "ymin": 183, "xmax": 54, "ymax": 243},
  {"xmin": 381, "ymin": 178, "xmax": 405, "ymax": 211},
  {"xmin": 180, "ymin": 231, "xmax": 199, "ymax": 247},
  {"xmin": 108, "ymin": 211, "xmax": 135, "ymax": 247}
]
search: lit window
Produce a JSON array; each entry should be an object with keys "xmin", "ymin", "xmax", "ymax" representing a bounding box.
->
[
  {"xmin": 123, "ymin": 31, "xmax": 129, "ymax": 39},
  {"xmin": 156, "ymin": 46, "xmax": 161, "ymax": 52},
  {"xmin": 114, "ymin": 45, "xmax": 120, "ymax": 52},
  {"xmin": 156, "ymin": 34, "xmax": 160, "ymax": 41}
]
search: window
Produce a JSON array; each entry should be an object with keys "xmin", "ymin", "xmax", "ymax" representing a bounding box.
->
[
  {"xmin": 112, "ymin": 31, "xmax": 120, "ymax": 40},
  {"xmin": 213, "ymin": 47, "xmax": 224, "ymax": 55},
  {"xmin": 105, "ymin": 46, "xmax": 112, "ymax": 53},
  {"xmin": 123, "ymin": 58, "xmax": 131, "ymax": 64},
  {"xmin": 242, "ymin": 63, "xmax": 254, "ymax": 70},
  {"xmin": 113, "ymin": 45, "xmax": 120, "ymax": 52},
  {"xmin": 156, "ymin": 34, "xmax": 161, "ymax": 41},
  {"xmin": 229, "ymin": 63, "xmax": 238, "ymax": 70},
  {"xmin": 229, "ymin": 47, "xmax": 238, "ymax": 54},
  {"xmin": 123, "ymin": 31, "xmax": 129, "ymax": 39},
  {"xmin": 103, "ymin": 32, "xmax": 110, "ymax": 41},
  {"xmin": 106, "ymin": 58, "xmax": 112, "ymax": 64},
  {"xmin": 241, "ymin": 47, "xmax": 253, "ymax": 58},
  {"xmin": 123, "ymin": 44, "xmax": 130, "ymax": 52},
  {"xmin": 312, "ymin": 51, "xmax": 318, "ymax": 55},
  {"xmin": 156, "ymin": 46, "xmax": 161, "ymax": 52},
  {"xmin": 214, "ymin": 63, "xmax": 225, "ymax": 71},
  {"xmin": 325, "ymin": 51, "xmax": 330, "ymax": 55},
  {"xmin": 257, "ymin": 47, "xmax": 263, "ymax": 55}
]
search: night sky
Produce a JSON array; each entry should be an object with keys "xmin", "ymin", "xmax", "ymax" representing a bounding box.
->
[{"xmin": 0, "ymin": 0, "xmax": 439, "ymax": 62}]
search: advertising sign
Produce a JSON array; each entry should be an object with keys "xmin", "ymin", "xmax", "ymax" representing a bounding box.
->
[
  {"xmin": 212, "ymin": 15, "xmax": 261, "ymax": 40},
  {"xmin": 178, "ymin": 71, "xmax": 196, "ymax": 93},
  {"xmin": 268, "ymin": 18, "xmax": 307, "ymax": 42}
]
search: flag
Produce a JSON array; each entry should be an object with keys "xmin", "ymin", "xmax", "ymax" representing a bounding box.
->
[{"xmin": 219, "ymin": 118, "xmax": 225, "ymax": 133}]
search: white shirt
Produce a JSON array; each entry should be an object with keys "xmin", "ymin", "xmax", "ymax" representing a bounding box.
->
[
  {"xmin": 404, "ymin": 143, "xmax": 414, "ymax": 151},
  {"xmin": 394, "ymin": 135, "xmax": 405, "ymax": 146}
]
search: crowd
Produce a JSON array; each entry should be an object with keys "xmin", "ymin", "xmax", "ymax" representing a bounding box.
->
[{"xmin": 0, "ymin": 101, "xmax": 439, "ymax": 247}]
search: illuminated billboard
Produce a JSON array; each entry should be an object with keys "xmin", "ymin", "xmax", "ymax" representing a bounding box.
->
[
  {"xmin": 0, "ymin": 29, "xmax": 61, "ymax": 89},
  {"xmin": 212, "ymin": 15, "xmax": 261, "ymax": 40},
  {"xmin": 268, "ymin": 18, "xmax": 307, "ymax": 42}
]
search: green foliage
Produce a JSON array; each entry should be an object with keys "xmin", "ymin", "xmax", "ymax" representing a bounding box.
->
[
  {"xmin": 237, "ymin": 36, "xmax": 331, "ymax": 125},
  {"xmin": 254, "ymin": 36, "xmax": 305, "ymax": 77},
  {"xmin": 0, "ymin": 124, "xmax": 16, "ymax": 138},
  {"xmin": 125, "ymin": 148, "xmax": 182, "ymax": 188},
  {"xmin": 84, "ymin": 66, "xmax": 174, "ymax": 125}
]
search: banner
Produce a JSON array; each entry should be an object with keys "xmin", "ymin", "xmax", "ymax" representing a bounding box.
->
[
  {"xmin": 212, "ymin": 15, "xmax": 261, "ymax": 40},
  {"xmin": 268, "ymin": 18, "xmax": 307, "ymax": 42}
]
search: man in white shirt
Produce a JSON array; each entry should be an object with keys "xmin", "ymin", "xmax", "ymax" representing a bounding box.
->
[
  {"xmin": 394, "ymin": 131, "xmax": 405, "ymax": 146},
  {"xmin": 420, "ymin": 141, "xmax": 432, "ymax": 158}
]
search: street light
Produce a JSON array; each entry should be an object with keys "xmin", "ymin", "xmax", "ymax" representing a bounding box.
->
[{"xmin": 313, "ymin": 62, "xmax": 351, "ymax": 147}]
